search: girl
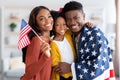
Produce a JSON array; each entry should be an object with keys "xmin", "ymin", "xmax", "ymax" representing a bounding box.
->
[
  {"xmin": 50, "ymin": 11, "xmax": 76, "ymax": 80},
  {"xmin": 20, "ymin": 6, "xmax": 53, "ymax": 80}
]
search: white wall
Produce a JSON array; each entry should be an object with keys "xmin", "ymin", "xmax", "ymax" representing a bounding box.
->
[
  {"xmin": 0, "ymin": 0, "xmax": 116, "ymax": 43},
  {"xmin": 0, "ymin": 0, "xmax": 116, "ymax": 24}
]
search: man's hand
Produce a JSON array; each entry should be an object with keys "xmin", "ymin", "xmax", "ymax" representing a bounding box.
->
[
  {"xmin": 85, "ymin": 22, "xmax": 94, "ymax": 28},
  {"xmin": 53, "ymin": 62, "xmax": 71, "ymax": 74}
]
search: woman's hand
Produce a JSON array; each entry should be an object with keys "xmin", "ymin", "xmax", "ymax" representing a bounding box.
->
[
  {"xmin": 20, "ymin": 75, "xmax": 28, "ymax": 80},
  {"xmin": 40, "ymin": 41, "xmax": 51, "ymax": 57}
]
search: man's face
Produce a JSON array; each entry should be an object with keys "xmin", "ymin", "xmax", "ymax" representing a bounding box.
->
[{"xmin": 65, "ymin": 10, "xmax": 85, "ymax": 33}]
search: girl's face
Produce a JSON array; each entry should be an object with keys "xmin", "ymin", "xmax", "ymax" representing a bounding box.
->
[
  {"xmin": 36, "ymin": 9, "xmax": 53, "ymax": 32},
  {"xmin": 54, "ymin": 17, "xmax": 67, "ymax": 36}
]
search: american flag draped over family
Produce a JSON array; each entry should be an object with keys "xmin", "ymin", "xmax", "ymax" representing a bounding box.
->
[{"xmin": 74, "ymin": 26, "xmax": 115, "ymax": 80}]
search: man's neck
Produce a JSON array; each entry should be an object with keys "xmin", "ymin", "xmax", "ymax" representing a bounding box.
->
[{"xmin": 73, "ymin": 30, "xmax": 81, "ymax": 37}]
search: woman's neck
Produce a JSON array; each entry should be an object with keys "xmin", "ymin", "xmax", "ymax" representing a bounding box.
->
[{"xmin": 40, "ymin": 31, "xmax": 50, "ymax": 42}]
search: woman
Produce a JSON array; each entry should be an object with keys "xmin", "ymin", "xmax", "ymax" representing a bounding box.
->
[{"xmin": 20, "ymin": 6, "xmax": 53, "ymax": 80}]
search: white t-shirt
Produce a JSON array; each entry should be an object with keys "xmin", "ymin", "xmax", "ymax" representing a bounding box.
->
[{"xmin": 53, "ymin": 37, "xmax": 74, "ymax": 64}]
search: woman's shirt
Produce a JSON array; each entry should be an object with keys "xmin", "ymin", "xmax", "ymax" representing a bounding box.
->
[{"xmin": 21, "ymin": 36, "xmax": 52, "ymax": 80}]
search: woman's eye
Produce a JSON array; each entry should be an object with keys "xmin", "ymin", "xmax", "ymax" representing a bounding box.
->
[
  {"xmin": 63, "ymin": 23, "xmax": 66, "ymax": 26},
  {"xmin": 40, "ymin": 18, "xmax": 45, "ymax": 21},
  {"xmin": 48, "ymin": 15, "xmax": 52, "ymax": 18}
]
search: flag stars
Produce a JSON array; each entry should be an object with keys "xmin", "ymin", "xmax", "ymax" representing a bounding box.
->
[
  {"xmin": 89, "ymin": 36, "xmax": 94, "ymax": 41},
  {"xmin": 92, "ymin": 44, "xmax": 95, "ymax": 48},
  {"xmin": 94, "ymin": 63, "xmax": 98, "ymax": 69},
  {"xmin": 92, "ymin": 50, "xmax": 97, "ymax": 56},
  {"xmin": 96, "ymin": 32, "xmax": 101, "ymax": 36},
  {"xmin": 81, "ymin": 36, "xmax": 85, "ymax": 41},
  {"xmin": 81, "ymin": 55, "xmax": 84, "ymax": 59},
  {"xmin": 83, "ymin": 68, "xmax": 88, "ymax": 73},
  {"xmin": 77, "ymin": 65, "xmax": 81, "ymax": 69},
  {"xmin": 99, "ymin": 47, "xmax": 103, "ymax": 52},
  {"xmin": 93, "ymin": 59, "xmax": 96, "ymax": 62},
  {"xmin": 80, "ymin": 49, "xmax": 84, "ymax": 54},
  {"xmin": 87, "ymin": 31, "xmax": 92, "ymax": 35},
  {"xmin": 86, "ymin": 56, "xmax": 90, "ymax": 59},
  {"xmin": 84, "ymin": 43, "xmax": 87, "ymax": 47},
  {"xmin": 98, "ymin": 40, "xmax": 103, "ymax": 44},
  {"xmin": 82, "ymin": 60, "xmax": 85, "ymax": 64},
  {"xmin": 85, "ymin": 48, "xmax": 90, "ymax": 53},
  {"xmin": 98, "ymin": 56, "xmax": 101, "ymax": 60},
  {"xmin": 104, "ymin": 48, "xmax": 108, "ymax": 53},
  {"xmin": 104, "ymin": 40, "xmax": 107, "ymax": 45},
  {"xmin": 85, "ymin": 28, "xmax": 88, "ymax": 31},
  {"xmin": 100, "ymin": 65, "xmax": 105, "ymax": 71},
  {"xmin": 94, "ymin": 27, "xmax": 99, "ymax": 31},
  {"xmin": 87, "ymin": 61, "xmax": 91, "ymax": 66},
  {"xmin": 79, "ymin": 74, "xmax": 83, "ymax": 79},
  {"xmin": 90, "ymin": 71, "xmax": 95, "ymax": 77},
  {"xmin": 102, "ymin": 57, "xmax": 107, "ymax": 62}
]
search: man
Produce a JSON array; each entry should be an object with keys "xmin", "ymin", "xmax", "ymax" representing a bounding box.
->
[{"xmin": 54, "ymin": 1, "xmax": 115, "ymax": 80}]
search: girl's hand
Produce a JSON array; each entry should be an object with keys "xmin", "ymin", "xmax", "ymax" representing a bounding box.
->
[
  {"xmin": 85, "ymin": 22, "xmax": 94, "ymax": 28},
  {"xmin": 40, "ymin": 41, "xmax": 51, "ymax": 57},
  {"xmin": 53, "ymin": 62, "xmax": 71, "ymax": 74}
]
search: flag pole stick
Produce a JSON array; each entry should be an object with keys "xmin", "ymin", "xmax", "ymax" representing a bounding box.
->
[{"xmin": 31, "ymin": 29, "xmax": 43, "ymax": 41}]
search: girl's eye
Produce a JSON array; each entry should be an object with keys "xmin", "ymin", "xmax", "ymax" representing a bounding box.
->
[{"xmin": 55, "ymin": 24, "xmax": 59, "ymax": 26}]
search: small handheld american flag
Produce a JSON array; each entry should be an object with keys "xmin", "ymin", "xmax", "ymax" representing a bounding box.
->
[{"xmin": 18, "ymin": 19, "xmax": 32, "ymax": 50}]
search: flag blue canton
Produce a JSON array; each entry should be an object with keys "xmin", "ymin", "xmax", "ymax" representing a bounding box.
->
[
  {"xmin": 75, "ymin": 26, "xmax": 114, "ymax": 80},
  {"xmin": 20, "ymin": 19, "xmax": 28, "ymax": 30}
]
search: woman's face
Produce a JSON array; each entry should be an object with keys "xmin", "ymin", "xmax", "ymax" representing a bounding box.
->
[
  {"xmin": 36, "ymin": 9, "xmax": 53, "ymax": 32},
  {"xmin": 54, "ymin": 17, "xmax": 67, "ymax": 36}
]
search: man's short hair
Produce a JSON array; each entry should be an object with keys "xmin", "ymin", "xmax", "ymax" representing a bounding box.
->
[{"xmin": 62, "ymin": 1, "xmax": 84, "ymax": 14}]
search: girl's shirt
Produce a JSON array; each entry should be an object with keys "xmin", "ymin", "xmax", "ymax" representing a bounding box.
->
[
  {"xmin": 53, "ymin": 37, "xmax": 74, "ymax": 64},
  {"xmin": 50, "ymin": 30, "xmax": 76, "ymax": 80}
]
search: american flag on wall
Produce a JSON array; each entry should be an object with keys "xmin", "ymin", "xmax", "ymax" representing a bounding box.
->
[
  {"xmin": 18, "ymin": 19, "xmax": 32, "ymax": 50},
  {"xmin": 74, "ymin": 26, "xmax": 115, "ymax": 80}
]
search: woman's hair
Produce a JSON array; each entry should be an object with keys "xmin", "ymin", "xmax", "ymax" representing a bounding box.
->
[
  {"xmin": 22, "ymin": 6, "xmax": 50, "ymax": 63},
  {"xmin": 62, "ymin": 1, "xmax": 84, "ymax": 16},
  {"xmin": 28, "ymin": 6, "xmax": 50, "ymax": 39}
]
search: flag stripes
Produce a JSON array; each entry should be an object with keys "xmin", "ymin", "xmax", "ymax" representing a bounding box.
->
[
  {"xmin": 19, "ymin": 25, "xmax": 32, "ymax": 40},
  {"xmin": 18, "ymin": 35, "xmax": 31, "ymax": 50},
  {"xmin": 18, "ymin": 19, "xmax": 32, "ymax": 50}
]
